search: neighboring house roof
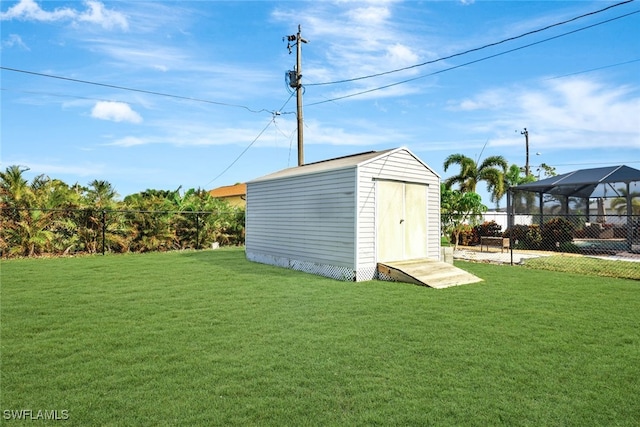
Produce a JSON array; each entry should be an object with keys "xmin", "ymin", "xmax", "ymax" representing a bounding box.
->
[
  {"xmin": 209, "ymin": 183, "xmax": 246, "ymax": 198},
  {"xmin": 249, "ymin": 147, "xmax": 439, "ymax": 183}
]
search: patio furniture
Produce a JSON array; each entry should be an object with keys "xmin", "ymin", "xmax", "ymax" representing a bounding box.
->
[{"xmin": 480, "ymin": 236, "xmax": 510, "ymax": 252}]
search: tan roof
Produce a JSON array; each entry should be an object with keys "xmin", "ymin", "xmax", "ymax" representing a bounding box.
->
[
  {"xmin": 209, "ymin": 183, "xmax": 246, "ymax": 198},
  {"xmin": 249, "ymin": 149, "xmax": 396, "ymax": 183}
]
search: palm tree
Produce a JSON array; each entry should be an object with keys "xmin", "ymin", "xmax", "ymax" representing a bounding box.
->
[
  {"xmin": 123, "ymin": 189, "xmax": 178, "ymax": 252},
  {"xmin": 85, "ymin": 180, "xmax": 119, "ymax": 209},
  {"xmin": 500, "ymin": 164, "xmax": 538, "ymax": 211},
  {"xmin": 0, "ymin": 170, "xmax": 64, "ymax": 256},
  {"xmin": 443, "ymin": 154, "xmax": 508, "ymax": 201},
  {"xmin": 611, "ymin": 187, "xmax": 640, "ymax": 215},
  {"xmin": 0, "ymin": 165, "xmax": 32, "ymax": 207},
  {"xmin": 78, "ymin": 180, "xmax": 128, "ymax": 254},
  {"xmin": 4, "ymin": 209, "xmax": 54, "ymax": 257}
]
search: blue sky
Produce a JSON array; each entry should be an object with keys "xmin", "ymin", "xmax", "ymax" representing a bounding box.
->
[{"xmin": 1, "ymin": 0, "xmax": 639, "ymax": 205}]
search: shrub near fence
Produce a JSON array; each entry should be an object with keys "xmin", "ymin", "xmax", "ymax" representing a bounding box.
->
[
  {"xmin": 0, "ymin": 208, "xmax": 245, "ymax": 258},
  {"xmin": 505, "ymin": 215, "xmax": 639, "ymax": 254},
  {"xmin": 449, "ymin": 217, "xmax": 640, "ymax": 280}
]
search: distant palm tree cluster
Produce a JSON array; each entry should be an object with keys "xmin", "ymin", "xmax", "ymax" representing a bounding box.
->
[
  {"xmin": 442, "ymin": 153, "xmax": 545, "ymax": 208},
  {"xmin": 0, "ymin": 166, "xmax": 245, "ymax": 258},
  {"xmin": 440, "ymin": 153, "xmax": 515, "ymax": 247}
]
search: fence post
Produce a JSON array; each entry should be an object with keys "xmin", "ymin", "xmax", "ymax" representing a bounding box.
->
[
  {"xmin": 195, "ymin": 212, "xmax": 200, "ymax": 250},
  {"xmin": 507, "ymin": 189, "xmax": 513, "ymax": 266},
  {"xmin": 101, "ymin": 210, "xmax": 106, "ymax": 255},
  {"xmin": 627, "ymin": 182, "xmax": 633, "ymax": 251}
]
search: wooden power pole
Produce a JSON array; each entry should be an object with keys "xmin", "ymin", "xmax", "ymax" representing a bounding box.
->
[
  {"xmin": 286, "ymin": 25, "xmax": 308, "ymax": 166},
  {"xmin": 521, "ymin": 128, "xmax": 530, "ymax": 177}
]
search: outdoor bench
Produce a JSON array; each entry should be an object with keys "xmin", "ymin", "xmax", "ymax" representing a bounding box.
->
[{"xmin": 480, "ymin": 236, "xmax": 510, "ymax": 253}]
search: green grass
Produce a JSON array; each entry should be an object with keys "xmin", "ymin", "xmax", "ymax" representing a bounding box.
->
[
  {"xmin": 523, "ymin": 255, "xmax": 640, "ymax": 280},
  {"xmin": 2, "ymin": 248, "xmax": 639, "ymax": 426}
]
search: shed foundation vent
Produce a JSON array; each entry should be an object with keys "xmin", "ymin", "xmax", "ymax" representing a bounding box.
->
[{"xmin": 247, "ymin": 252, "xmax": 356, "ymax": 281}]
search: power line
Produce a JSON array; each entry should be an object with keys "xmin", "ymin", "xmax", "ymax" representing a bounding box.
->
[
  {"xmin": 538, "ymin": 160, "xmax": 640, "ymax": 168},
  {"xmin": 307, "ymin": 10, "xmax": 640, "ymax": 107},
  {"xmin": 545, "ymin": 58, "xmax": 640, "ymax": 80},
  {"xmin": 307, "ymin": 0, "xmax": 636, "ymax": 87},
  {"xmin": 204, "ymin": 92, "xmax": 297, "ymax": 186},
  {"xmin": 272, "ymin": 119, "xmax": 298, "ymax": 167},
  {"xmin": 0, "ymin": 87, "xmax": 140, "ymax": 105},
  {"xmin": 204, "ymin": 117, "xmax": 276, "ymax": 186},
  {"xmin": 0, "ymin": 66, "xmax": 272, "ymax": 114}
]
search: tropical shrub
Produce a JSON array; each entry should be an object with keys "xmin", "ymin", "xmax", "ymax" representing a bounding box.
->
[
  {"xmin": 451, "ymin": 224, "xmax": 476, "ymax": 246},
  {"xmin": 475, "ymin": 220, "xmax": 502, "ymax": 238},
  {"xmin": 504, "ymin": 224, "xmax": 542, "ymax": 250},
  {"xmin": 541, "ymin": 217, "xmax": 575, "ymax": 251},
  {"xmin": 0, "ymin": 165, "xmax": 246, "ymax": 258}
]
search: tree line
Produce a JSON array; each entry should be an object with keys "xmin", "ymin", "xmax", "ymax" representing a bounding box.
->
[
  {"xmin": 0, "ymin": 166, "xmax": 244, "ymax": 258},
  {"xmin": 1, "ymin": 154, "xmax": 533, "ymax": 256}
]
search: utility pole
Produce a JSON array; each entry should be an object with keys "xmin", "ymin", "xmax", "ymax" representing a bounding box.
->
[
  {"xmin": 521, "ymin": 128, "xmax": 530, "ymax": 177},
  {"xmin": 285, "ymin": 25, "xmax": 308, "ymax": 166}
]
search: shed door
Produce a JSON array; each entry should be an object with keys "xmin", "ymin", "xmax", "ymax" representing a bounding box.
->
[{"xmin": 376, "ymin": 181, "xmax": 428, "ymax": 262}]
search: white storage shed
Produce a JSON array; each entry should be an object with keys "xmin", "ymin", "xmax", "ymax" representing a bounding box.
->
[{"xmin": 245, "ymin": 148, "xmax": 441, "ymax": 281}]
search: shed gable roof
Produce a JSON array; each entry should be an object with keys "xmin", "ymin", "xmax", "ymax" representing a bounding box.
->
[{"xmin": 249, "ymin": 147, "xmax": 437, "ymax": 183}]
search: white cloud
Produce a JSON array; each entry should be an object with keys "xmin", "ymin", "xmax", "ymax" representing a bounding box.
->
[
  {"xmin": 109, "ymin": 136, "xmax": 147, "ymax": 147},
  {"xmin": 518, "ymin": 79, "xmax": 640, "ymax": 142},
  {"xmin": 83, "ymin": 38, "xmax": 187, "ymax": 72},
  {"xmin": 0, "ymin": 0, "xmax": 75, "ymax": 21},
  {"xmin": 91, "ymin": 101, "xmax": 142, "ymax": 123},
  {"xmin": 454, "ymin": 77, "xmax": 640, "ymax": 151},
  {"xmin": 1, "ymin": 34, "xmax": 29, "ymax": 50},
  {"xmin": 2, "ymin": 160, "xmax": 105, "ymax": 178},
  {"xmin": 347, "ymin": 5, "xmax": 391, "ymax": 25},
  {"xmin": 0, "ymin": 0, "xmax": 128, "ymax": 31},
  {"xmin": 76, "ymin": 1, "xmax": 128, "ymax": 30},
  {"xmin": 385, "ymin": 43, "xmax": 419, "ymax": 68},
  {"xmin": 302, "ymin": 119, "xmax": 408, "ymax": 147},
  {"xmin": 273, "ymin": 1, "xmax": 424, "ymax": 94},
  {"xmin": 449, "ymin": 90, "xmax": 508, "ymax": 111}
]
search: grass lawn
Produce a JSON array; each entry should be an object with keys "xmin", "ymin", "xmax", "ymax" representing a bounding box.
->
[
  {"xmin": 1, "ymin": 248, "xmax": 639, "ymax": 426},
  {"xmin": 523, "ymin": 255, "xmax": 640, "ymax": 281}
]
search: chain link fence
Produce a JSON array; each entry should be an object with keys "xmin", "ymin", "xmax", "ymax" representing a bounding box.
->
[
  {"xmin": 448, "ymin": 211, "xmax": 640, "ymax": 281},
  {"xmin": 0, "ymin": 208, "xmax": 245, "ymax": 258},
  {"xmin": 4, "ymin": 205, "xmax": 638, "ymax": 281}
]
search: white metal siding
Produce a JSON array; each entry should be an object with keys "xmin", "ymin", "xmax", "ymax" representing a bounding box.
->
[
  {"xmin": 246, "ymin": 168, "xmax": 357, "ymax": 269},
  {"xmin": 356, "ymin": 149, "xmax": 440, "ymax": 274}
]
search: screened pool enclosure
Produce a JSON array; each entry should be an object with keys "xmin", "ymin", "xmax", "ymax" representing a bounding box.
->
[{"xmin": 506, "ymin": 165, "xmax": 640, "ymax": 255}]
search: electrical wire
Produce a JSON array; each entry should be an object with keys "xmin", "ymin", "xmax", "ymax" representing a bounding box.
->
[
  {"xmin": 2, "ymin": 1, "xmax": 634, "ymax": 111},
  {"xmin": 545, "ymin": 58, "xmax": 640, "ymax": 80},
  {"xmin": 0, "ymin": 87, "xmax": 129, "ymax": 104},
  {"xmin": 204, "ymin": 91, "xmax": 297, "ymax": 186},
  {"xmin": 204, "ymin": 117, "xmax": 276, "ymax": 186},
  {"xmin": 0, "ymin": 66, "xmax": 272, "ymax": 114},
  {"xmin": 307, "ymin": 10, "xmax": 640, "ymax": 107},
  {"xmin": 1, "ymin": 67, "xmax": 298, "ymax": 185},
  {"xmin": 272, "ymin": 119, "xmax": 298, "ymax": 167},
  {"xmin": 5, "ymin": 6, "xmax": 634, "ymax": 113},
  {"xmin": 306, "ymin": 0, "xmax": 636, "ymax": 87},
  {"xmin": 537, "ymin": 160, "xmax": 640, "ymax": 168}
]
